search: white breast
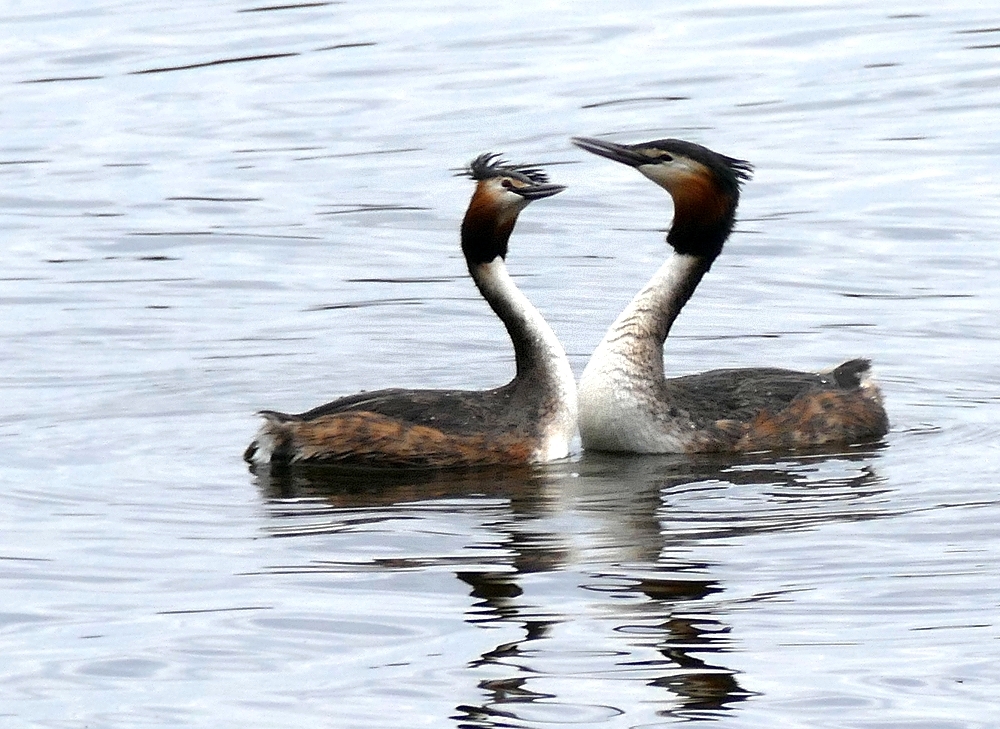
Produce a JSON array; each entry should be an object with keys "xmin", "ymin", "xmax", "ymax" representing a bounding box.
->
[{"xmin": 577, "ymin": 253, "xmax": 706, "ymax": 454}]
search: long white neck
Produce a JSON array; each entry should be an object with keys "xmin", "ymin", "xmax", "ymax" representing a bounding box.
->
[
  {"xmin": 581, "ymin": 252, "xmax": 709, "ymax": 389},
  {"xmin": 471, "ymin": 258, "xmax": 577, "ymax": 403}
]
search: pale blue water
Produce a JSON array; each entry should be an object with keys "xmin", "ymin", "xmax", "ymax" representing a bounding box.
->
[{"xmin": 2, "ymin": 1, "xmax": 999, "ymax": 727}]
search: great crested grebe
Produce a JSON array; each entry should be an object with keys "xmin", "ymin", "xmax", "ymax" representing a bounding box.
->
[
  {"xmin": 244, "ymin": 153, "xmax": 577, "ymax": 469},
  {"xmin": 572, "ymin": 135, "xmax": 888, "ymax": 453}
]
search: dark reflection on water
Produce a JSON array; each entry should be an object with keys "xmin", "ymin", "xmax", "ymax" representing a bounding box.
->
[
  {"xmin": 256, "ymin": 462, "xmax": 554, "ymax": 511},
  {"xmin": 255, "ymin": 447, "xmax": 889, "ymax": 724},
  {"xmin": 6, "ymin": 0, "xmax": 1000, "ymax": 725}
]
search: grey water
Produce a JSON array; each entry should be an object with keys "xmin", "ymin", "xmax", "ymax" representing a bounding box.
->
[{"xmin": 2, "ymin": 1, "xmax": 999, "ymax": 727}]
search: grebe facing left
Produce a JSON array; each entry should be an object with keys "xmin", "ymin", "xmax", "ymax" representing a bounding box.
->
[
  {"xmin": 244, "ymin": 154, "xmax": 576, "ymax": 469},
  {"xmin": 572, "ymin": 135, "xmax": 888, "ymax": 454}
]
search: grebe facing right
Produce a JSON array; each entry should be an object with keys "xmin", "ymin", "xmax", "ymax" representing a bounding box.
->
[
  {"xmin": 572, "ymin": 135, "xmax": 888, "ymax": 454},
  {"xmin": 244, "ymin": 153, "xmax": 576, "ymax": 469}
]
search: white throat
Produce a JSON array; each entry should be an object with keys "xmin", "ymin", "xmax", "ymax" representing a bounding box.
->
[
  {"xmin": 577, "ymin": 252, "xmax": 705, "ymax": 452},
  {"xmin": 583, "ymin": 252, "xmax": 704, "ymax": 381},
  {"xmin": 474, "ymin": 258, "xmax": 578, "ymax": 460}
]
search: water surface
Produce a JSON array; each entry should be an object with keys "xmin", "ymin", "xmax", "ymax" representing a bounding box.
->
[{"xmin": 2, "ymin": 1, "xmax": 999, "ymax": 727}]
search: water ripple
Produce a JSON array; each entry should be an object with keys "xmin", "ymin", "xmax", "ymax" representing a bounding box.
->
[{"xmin": 3, "ymin": 0, "xmax": 1000, "ymax": 727}]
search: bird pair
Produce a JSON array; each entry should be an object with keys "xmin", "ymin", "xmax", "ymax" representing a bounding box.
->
[{"xmin": 244, "ymin": 137, "xmax": 888, "ymax": 469}]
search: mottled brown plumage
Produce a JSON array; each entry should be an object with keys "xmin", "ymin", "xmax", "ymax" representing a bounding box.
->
[
  {"xmin": 573, "ymin": 136, "xmax": 888, "ymax": 454},
  {"xmin": 245, "ymin": 154, "xmax": 576, "ymax": 469},
  {"xmin": 689, "ymin": 372, "xmax": 889, "ymax": 452},
  {"xmin": 250, "ymin": 410, "xmax": 537, "ymax": 468}
]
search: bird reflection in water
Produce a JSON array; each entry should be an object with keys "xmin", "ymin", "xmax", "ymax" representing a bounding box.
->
[
  {"xmin": 454, "ymin": 569, "xmax": 753, "ymax": 724},
  {"xmin": 253, "ymin": 445, "xmax": 889, "ymax": 724}
]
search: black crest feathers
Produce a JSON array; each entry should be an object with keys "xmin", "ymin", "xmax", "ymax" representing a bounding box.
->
[{"xmin": 462, "ymin": 153, "xmax": 550, "ymax": 186}]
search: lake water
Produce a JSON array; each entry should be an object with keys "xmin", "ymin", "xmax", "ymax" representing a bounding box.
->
[{"xmin": 3, "ymin": 1, "xmax": 999, "ymax": 727}]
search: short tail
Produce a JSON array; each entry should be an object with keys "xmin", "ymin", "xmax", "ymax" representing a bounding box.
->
[
  {"xmin": 831, "ymin": 358, "xmax": 888, "ymax": 436},
  {"xmin": 831, "ymin": 358, "xmax": 873, "ymax": 389},
  {"xmin": 244, "ymin": 411, "xmax": 297, "ymax": 465}
]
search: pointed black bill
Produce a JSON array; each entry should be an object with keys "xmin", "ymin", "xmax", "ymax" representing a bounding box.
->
[
  {"xmin": 513, "ymin": 182, "xmax": 566, "ymax": 201},
  {"xmin": 571, "ymin": 136, "xmax": 650, "ymax": 167}
]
